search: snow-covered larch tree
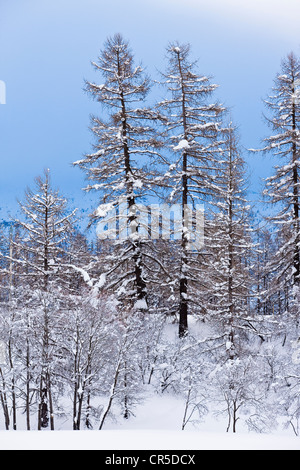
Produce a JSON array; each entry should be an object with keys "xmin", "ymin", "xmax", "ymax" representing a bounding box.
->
[
  {"xmin": 15, "ymin": 169, "xmax": 76, "ymax": 290},
  {"xmin": 157, "ymin": 42, "xmax": 225, "ymax": 336},
  {"xmin": 13, "ymin": 169, "xmax": 76, "ymax": 429},
  {"xmin": 258, "ymin": 52, "xmax": 300, "ymax": 313},
  {"xmin": 205, "ymin": 123, "xmax": 255, "ymax": 358},
  {"xmin": 74, "ymin": 33, "xmax": 163, "ymax": 310}
]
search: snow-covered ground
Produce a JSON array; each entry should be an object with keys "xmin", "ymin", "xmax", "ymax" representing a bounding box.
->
[
  {"xmin": 0, "ymin": 393, "xmax": 299, "ymax": 450},
  {"xmin": 0, "ymin": 429, "xmax": 299, "ymax": 450}
]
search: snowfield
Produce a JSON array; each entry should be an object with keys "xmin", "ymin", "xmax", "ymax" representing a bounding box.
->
[
  {"xmin": 0, "ymin": 392, "xmax": 299, "ymax": 450},
  {"xmin": 0, "ymin": 429, "xmax": 298, "ymax": 450}
]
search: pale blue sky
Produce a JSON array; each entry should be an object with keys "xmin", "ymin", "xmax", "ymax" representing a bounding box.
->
[{"xmin": 1, "ymin": 0, "xmax": 300, "ymax": 221}]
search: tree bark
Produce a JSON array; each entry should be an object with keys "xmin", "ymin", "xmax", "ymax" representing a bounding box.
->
[
  {"xmin": 176, "ymin": 48, "xmax": 189, "ymax": 338},
  {"xmin": 292, "ymin": 78, "xmax": 300, "ymax": 284},
  {"xmin": 117, "ymin": 49, "xmax": 148, "ymax": 306}
]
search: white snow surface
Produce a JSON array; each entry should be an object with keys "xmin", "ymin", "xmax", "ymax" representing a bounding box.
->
[
  {"xmin": 134, "ymin": 298, "xmax": 148, "ymax": 310},
  {"xmin": 0, "ymin": 429, "xmax": 298, "ymax": 450},
  {"xmin": 173, "ymin": 139, "xmax": 190, "ymax": 151},
  {"xmin": 0, "ymin": 392, "xmax": 299, "ymax": 450}
]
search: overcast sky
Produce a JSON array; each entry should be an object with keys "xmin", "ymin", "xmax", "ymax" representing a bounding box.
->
[{"xmin": 1, "ymin": 0, "xmax": 300, "ymax": 221}]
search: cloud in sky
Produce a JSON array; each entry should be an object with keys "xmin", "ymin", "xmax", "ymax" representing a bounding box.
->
[{"xmin": 164, "ymin": 0, "xmax": 300, "ymax": 40}]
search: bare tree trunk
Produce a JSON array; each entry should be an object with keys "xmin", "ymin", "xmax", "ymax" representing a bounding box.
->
[
  {"xmin": 72, "ymin": 325, "xmax": 80, "ymax": 430},
  {"xmin": 232, "ymin": 400, "xmax": 239, "ymax": 433},
  {"xmin": 116, "ymin": 48, "xmax": 148, "ymax": 307},
  {"xmin": 8, "ymin": 235, "xmax": 17, "ymax": 429},
  {"xmin": 99, "ymin": 357, "xmax": 121, "ymax": 430},
  {"xmin": 38, "ymin": 328, "xmax": 49, "ymax": 429},
  {"xmin": 38, "ymin": 380, "xmax": 48, "ymax": 430},
  {"xmin": 85, "ymin": 389, "xmax": 92, "ymax": 429},
  {"xmin": 228, "ymin": 129, "xmax": 235, "ymax": 359},
  {"xmin": 48, "ymin": 374, "xmax": 54, "ymax": 430},
  {"xmin": 0, "ymin": 368, "xmax": 10, "ymax": 430},
  {"xmin": 182, "ymin": 385, "xmax": 192, "ymax": 430},
  {"xmin": 226, "ymin": 398, "xmax": 231, "ymax": 433},
  {"xmin": 176, "ymin": 48, "xmax": 189, "ymax": 338},
  {"xmin": 73, "ymin": 381, "xmax": 78, "ymax": 430},
  {"xmin": 123, "ymin": 362, "xmax": 129, "ymax": 419},
  {"xmin": 292, "ymin": 80, "xmax": 300, "ymax": 284},
  {"xmin": 26, "ymin": 341, "xmax": 31, "ymax": 430}
]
